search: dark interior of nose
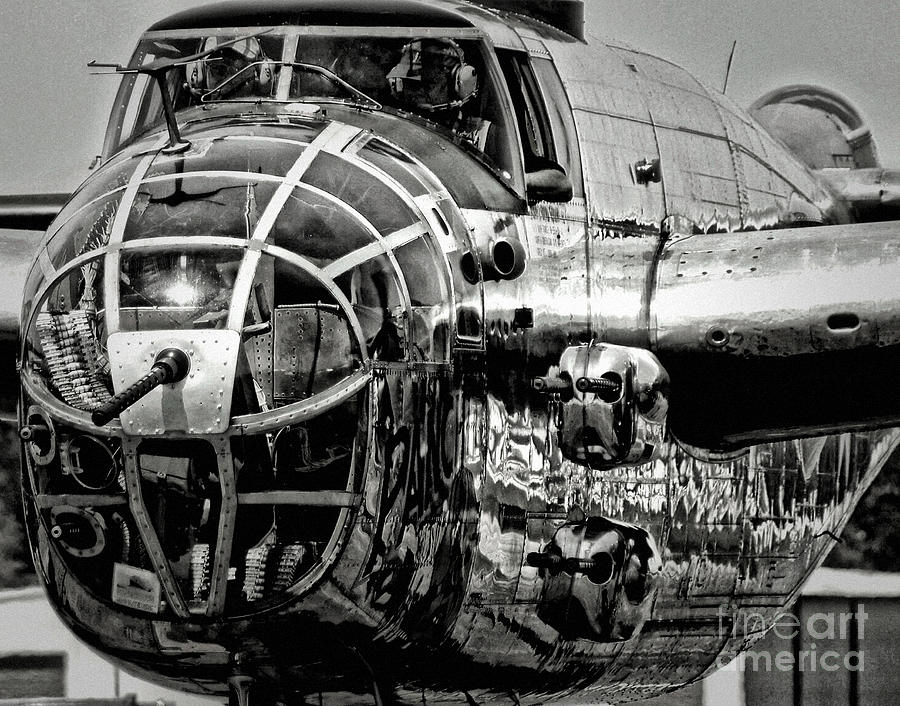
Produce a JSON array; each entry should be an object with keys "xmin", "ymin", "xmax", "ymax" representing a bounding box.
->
[
  {"xmin": 226, "ymin": 260, "xmax": 363, "ymax": 609},
  {"xmin": 127, "ymin": 382, "xmax": 360, "ymax": 614},
  {"xmin": 233, "ymin": 405, "xmax": 357, "ymax": 604},
  {"xmin": 132, "ymin": 427, "xmax": 357, "ymax": 611}
]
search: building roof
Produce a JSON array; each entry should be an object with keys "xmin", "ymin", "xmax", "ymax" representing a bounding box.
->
[{"xmin": 801, "ymin": 567, "xmax": 900, "ymax": 598}]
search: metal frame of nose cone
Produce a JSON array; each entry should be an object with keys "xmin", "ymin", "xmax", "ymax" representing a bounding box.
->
[{"xmin": 91, "ymin": 348, "xmax": 190, "ymax": 427}]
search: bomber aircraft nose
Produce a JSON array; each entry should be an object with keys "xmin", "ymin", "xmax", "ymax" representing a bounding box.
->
[{"xmin": 19, "ymin": 117, "xmax": 468, "ymax": 618}]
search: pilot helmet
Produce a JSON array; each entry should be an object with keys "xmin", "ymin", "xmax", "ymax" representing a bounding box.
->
[
  {"xmin": 387, "ymin": 38, "xmax": 478, "ymax": 112},
  {"xmin": 186, "ymin": 36, "xmax": 274, "ymax": 95}
]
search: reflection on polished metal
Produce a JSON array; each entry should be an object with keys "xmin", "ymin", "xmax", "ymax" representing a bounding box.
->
[
  {"xmin": 9, "ymin": 1, "xmax": 900, "ymax": 704},
  {"xmin": 551, "ymin": 343, "xmax": 669, "ymax": 467}
]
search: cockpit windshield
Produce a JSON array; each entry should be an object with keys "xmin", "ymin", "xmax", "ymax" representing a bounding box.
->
[{"xmin": 107, "ymin": 28, "xmax": 518, "ymax": 187}]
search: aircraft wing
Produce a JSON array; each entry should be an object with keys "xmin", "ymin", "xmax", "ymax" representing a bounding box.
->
[
  {"xmin": 0, "ymin": 193, "xmax": 68, "ymax": 232},
  {"xmin": 651, "ymin": 218, "xmax": 900, "ymax": 449},
  {"xmin": 817, "ymin": 168, "xmax": 900, "ymax": 222},
  {"xmin": 0, "ymin": 194, "xmax": 62, "ymax": 422},
  {"xmin": 0, "ymin": 194, "xmax": 67, "ymax": 333},
  {"xmin": 0, "ymin": 228, "xmax": 43, "ymax": 423}
]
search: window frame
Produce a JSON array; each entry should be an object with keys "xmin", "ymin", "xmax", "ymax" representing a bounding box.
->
[{"xmin": 529, "ymin": 55, "xmax": 584, "ymax": 199}]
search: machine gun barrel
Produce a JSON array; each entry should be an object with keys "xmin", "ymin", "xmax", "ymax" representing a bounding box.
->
[{"xmin": 91, "ymin": 348, "xmax": 190, "ymax": 427}]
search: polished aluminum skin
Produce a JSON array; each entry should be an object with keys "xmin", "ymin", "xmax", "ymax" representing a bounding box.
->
[{"xmin": 14, "ymin": 2, "xmax": 900, "ymax": 704}]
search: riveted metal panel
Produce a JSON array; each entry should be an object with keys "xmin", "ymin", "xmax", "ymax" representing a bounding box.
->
[
  {"xmin": 716, "ymin": 93, "xmax": 838, "ymax": 226},
  {"xmin": 273, "ymin": 305, "xmax": 355, "ymax": 402},
  {"xmin": 107, "ymin": 329, "xmax": 240, "ymax": 435},
  {"xmin": 654, "ymin": 220, "xmax": 900, "ymax": 355},
  {"xmin": 607, "ymin": 45, "xmax": 707, "ymax": 94},
  {"xmin": 249, "ymin": 330, "xmax": 274, "ymax": 399},
  {"xmin": 654, "ymin": 128, "xmax": 742, "ymax": 232},
  {"xmin": 542, "ymin": 37, "xmax": 839, "ymax": 232},
  {"xmin": 579, "ymin": 111, "xmax": 666, "ymax": 226},
  {"xmin": 607, "ymin": 48, "xmax": 743, "ymax": 229},
  {"xmin": 274, "ymin": 307, "xmax": 308, "ymax": 401},
  {"xmin": 520, "ymin": 34, "xmax": 551, "ymax": 59}
]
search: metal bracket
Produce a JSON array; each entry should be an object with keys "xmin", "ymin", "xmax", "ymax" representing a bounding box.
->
[
  {"xmin": 542, "ymin": 343, "xmax": 669, "ymax": 468},
  {"xmin": 632, "ymin": 158, "xmax": 662, "ymax": 185}
]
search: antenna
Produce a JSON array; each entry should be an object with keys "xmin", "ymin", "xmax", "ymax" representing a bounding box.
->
[{"xmin": 722, "ymin": 40, "xmax": 738, "ymax": 95}]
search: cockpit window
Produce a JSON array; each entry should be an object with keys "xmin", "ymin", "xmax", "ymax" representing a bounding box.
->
[
  {"xmin": 110, "ymin": 34, "xmax": 286, "ymax": 149},
  {"xmin": 187, "ymin": 35, "xmax": 278, "ymax": 100},
  {"xmin": 108, "ymin": 29, "xmax": 520, "ymax": 192},
  {"xmin": 288, "ymin": 34, "xmax": 515, "ymax": 180}
]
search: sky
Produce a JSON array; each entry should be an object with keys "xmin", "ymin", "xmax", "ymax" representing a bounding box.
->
[{"xmin": 0, "ymin": 0, "xmax": 897, "ymax": 195}]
